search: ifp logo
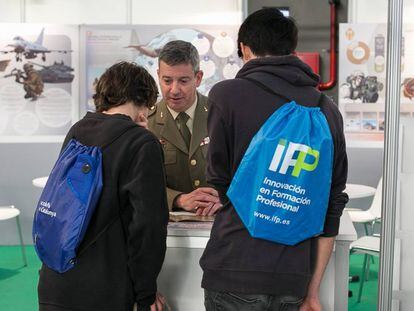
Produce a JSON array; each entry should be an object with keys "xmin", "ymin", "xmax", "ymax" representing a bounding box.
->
[{"xmin": 269, "ymin": 139, "xmax": 319, "ymax": 177}]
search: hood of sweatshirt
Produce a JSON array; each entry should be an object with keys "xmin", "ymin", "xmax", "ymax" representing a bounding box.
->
[
  {"xmin": 70, "ymin": 112, "xmax": 143, "ymax": 148},
  {"xmin": 236, "ymin": 55, "xmax": 322, "ymax": 105}
]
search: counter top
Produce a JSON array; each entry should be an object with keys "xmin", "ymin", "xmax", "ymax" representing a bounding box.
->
[
  {"xmin": 168, "ymin": 221, "xmax": 212, "ymax": 237},
  {"xmin": 167, "ymin": 211, "xmax": 356, "ymax": 241}
]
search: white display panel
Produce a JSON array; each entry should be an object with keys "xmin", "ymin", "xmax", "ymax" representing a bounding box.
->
[
  {"xmin": 339, "ymin": 23, "xmax": 414, "ymax": 147},
  {"xmin": 394, "ymin": 118, "xmax": 414, "ymax": 310},
  {"xmin": 131, "ymin": 0, "xmax": 242, "ymax": 25},
  {"xmin": 0, "ymin": 0, "xmax": 21, "ymax": 22},
  {"xmin": 25, "ymin": 0, "xmax": 127, "ymax": 24},
  {"xmin": 0, "ymin": 24, "xmax": 79, "ymax": 143}
]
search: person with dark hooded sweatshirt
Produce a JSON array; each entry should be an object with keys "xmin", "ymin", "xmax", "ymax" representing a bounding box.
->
[
  {"xmin": 37, "ymin": 62, "xmax": 169, "ymax": 311},
  {"xmin": 200, "ymin": 8, "xmax": 348, "ymax": 311}
]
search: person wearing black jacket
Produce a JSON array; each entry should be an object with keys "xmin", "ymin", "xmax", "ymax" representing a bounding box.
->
[
  {"xmin": 200, "ymin": 9, "xmax": 349, "ymax": 311},
  {"xmin": 37, "ymin": 62, "xmax": 169, "ymax": 311}
]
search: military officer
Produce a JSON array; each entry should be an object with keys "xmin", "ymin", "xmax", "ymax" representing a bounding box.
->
[{"xmin": 148, "ymin": 40, "xmax": 221, "ymax": 216}]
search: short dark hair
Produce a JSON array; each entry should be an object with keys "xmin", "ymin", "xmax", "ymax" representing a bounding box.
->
[
  {"xmin": 158, "ymin": 40, "xmax": 200, "ymax": 72},
  {"xmin": 237, "ymin": 8, "xmax": 298, "ymax": 57},
  {"xmin": 93, "ymin": 62, "xmax": 158, "ymax": 112}
]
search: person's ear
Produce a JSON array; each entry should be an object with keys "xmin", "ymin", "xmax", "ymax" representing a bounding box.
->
[
  {"xmin": 239, "ymin": 42, "xmax": 255, "ymax": 63},
  {"xmin": 195, "ymin": 70, "xmax": 203, "ymax": 87}
]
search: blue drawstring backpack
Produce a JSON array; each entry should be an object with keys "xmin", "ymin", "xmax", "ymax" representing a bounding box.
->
[
  {"xmin": 33, "ymin": 126, "xmax": 134, "ymax": 273},
  {"xmin": 227, "ymin": 77, "xmax": 334, "ymax": 245},
  {"xmin": 33, "ymin": 139, "xmax": 103, "ymax": 273}
]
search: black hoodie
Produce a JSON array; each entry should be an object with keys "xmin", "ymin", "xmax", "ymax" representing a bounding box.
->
[
  {"xmin": 200, "ymin": 56, "xmax": 348, "ymax": 297},
  {"xmin": 38, "ymin": 112, "xmax": 169, "ymax": 311}
]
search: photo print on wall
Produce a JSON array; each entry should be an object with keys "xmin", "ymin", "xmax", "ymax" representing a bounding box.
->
[
  {"xmin": 0, "ymin": 24, "xmax": 79, "ymax": 143},
  {"xmin": 82, "ymin": 25, "xmax": 242, "ymax": 114},
  {"xmin": 339, "ymin": 23, "xmax": 414, "ymax": 145}
]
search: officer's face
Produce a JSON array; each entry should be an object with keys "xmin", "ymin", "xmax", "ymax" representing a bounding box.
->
[{"xmin": 158, "ymin": 61, "xmax": 203, "ymax": 112}]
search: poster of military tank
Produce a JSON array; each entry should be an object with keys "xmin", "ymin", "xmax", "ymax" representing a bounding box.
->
[
  {"xmin": 0, "ymin": 24, "xmax": 78, "ymax": 143},
  {"xmin": 81, "ymin": 25, "xmax": 242, "ymax": 114},
  {"xmin": 339, "ymin": 23, "xmax": 414, "ymax": 146}
]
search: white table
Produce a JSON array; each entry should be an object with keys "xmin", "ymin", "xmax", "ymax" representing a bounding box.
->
[
  {"xmin": 158, "ymin": 212, "xmax": 357, "ymax": 311},
  {"xmin": 32, "ymin": 176, "xmax": 48, "ymax": 188},
  {"xmin": 345, "ymin": 183, "xmax": 376, "ymax": 200}
]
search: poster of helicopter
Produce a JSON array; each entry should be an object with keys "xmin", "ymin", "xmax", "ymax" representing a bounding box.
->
[
  {"xmin": 0, "ymin": 24, "xmax": 78, "ymax": 143},
  {"xmin": 81, "ymin": 25, "xmax": 242, "ymax": 113},
  {"xmin": 339, "ymin": 23, "xmax": 414, "ymax": 145}
]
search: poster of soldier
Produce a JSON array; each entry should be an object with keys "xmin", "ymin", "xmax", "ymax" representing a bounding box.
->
[
  {"xmin": 81, "ymin": 25, "xmax": 242, "ymax": 114},
  {"xmin": 0, "ymin": 24, "xmax": 78, "ymax": 142}
]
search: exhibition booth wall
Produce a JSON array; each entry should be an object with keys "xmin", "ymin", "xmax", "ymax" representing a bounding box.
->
[{"xmin": 0, "ymin": 0, "xmax": 401, "ymax": 244}]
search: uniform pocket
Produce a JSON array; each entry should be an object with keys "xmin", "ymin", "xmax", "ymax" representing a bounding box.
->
[
  {"xmin": 163, "ymin": 149, "xmax": 177, "ymax": 165},
  {"xmin": 201, "ymin": 144, "xmax": 208, "ymax": 159}
]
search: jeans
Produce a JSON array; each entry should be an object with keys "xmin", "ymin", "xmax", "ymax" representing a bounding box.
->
[{"xmin": 204, "ymin": 290, "xmax": 303, "ymax": 311}]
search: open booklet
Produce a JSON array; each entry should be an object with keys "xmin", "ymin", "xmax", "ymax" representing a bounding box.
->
[{"xmin": 169, "ymin": 211, "xmax": 214, "ymax": 222}]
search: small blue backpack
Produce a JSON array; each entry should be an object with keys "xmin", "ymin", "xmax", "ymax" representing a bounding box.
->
[
  {"xmin": 227, "ymin": 77, "xmax": 334, "ymax": 245},
  {"xmin": 33, "ymin": 126, "xmax": 134, "ymax": 273}
]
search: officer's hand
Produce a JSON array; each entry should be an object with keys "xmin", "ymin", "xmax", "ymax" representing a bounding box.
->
[
  {"xmin": 175, "ymin": 187, "xmax": 220, "ymax": 212},
  {"xmin": 195, "ymin": 202, "xmax": 222, "ymax": 216}
]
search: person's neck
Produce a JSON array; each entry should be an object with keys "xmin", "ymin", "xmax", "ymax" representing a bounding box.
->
[{"xmin": 103, "ymin": 101, "xmax": 140, "ymax": 122}]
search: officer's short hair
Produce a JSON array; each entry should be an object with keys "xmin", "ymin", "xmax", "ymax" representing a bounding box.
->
[
  {"xmin": 237, "ymin": 8, "xmax": 298, "ymax": 57},
  {"xmin": 158, "ymin": 40, "xmax": 200, "ymax": 73},
  {"xmin": 93, "ymin": 61, "xmax": 158, "ymax": 112}
]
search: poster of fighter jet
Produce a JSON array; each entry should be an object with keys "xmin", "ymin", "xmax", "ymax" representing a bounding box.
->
[
  {"xmin": 0, "ymin": 27, "xmax": 72, "ymax": 62},
  {"xmin": 81, "ymin": 25, "xmax": 242, "ymax": 114},
  {"xmin": 0, "ymin": 24, "xmax": 78, "ymax": 143}
]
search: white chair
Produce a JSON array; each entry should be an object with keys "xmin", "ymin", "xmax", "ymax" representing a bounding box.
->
[
  {"xmin": 0, "ymin": 205, "xmax": 28, "ymax": 266},
  {"xmin": 350, "ymin": 235, "xmax": 380, "ymax": 303},
  {"xmin": 347, "ymin": 178, "xmax": 382, "ymax": 235}
]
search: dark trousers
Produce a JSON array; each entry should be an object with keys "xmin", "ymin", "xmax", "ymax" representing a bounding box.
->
[{"xmin": 204, "ymin": 290, "xmax": 303, "ymax": 311}]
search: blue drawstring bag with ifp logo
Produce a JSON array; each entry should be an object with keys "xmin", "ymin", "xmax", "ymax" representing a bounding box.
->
[{"xmin": 227, "ymin": 77, "xmax": 334, "ymax": 245}]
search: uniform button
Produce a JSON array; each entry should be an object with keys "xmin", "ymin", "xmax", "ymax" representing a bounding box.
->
[
  {"xmin": 190, "ymin": 159, "xmax": 197, "ymax": 166},
  {"xmin": 194, "ymin": 180, "xmax": 200, "ymax": 187}
]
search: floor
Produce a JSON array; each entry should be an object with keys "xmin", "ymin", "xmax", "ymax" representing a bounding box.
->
[
  {"xmin": 348, "ymin": 254, "xmax": 379, "ymax": 310},
  {"xmin": 0, "ymin": 246, "xmax": 378, "ymax": 311},
  {"xmin": 0, "ymin": 246, "xmax": 41, "ymax": 311}
]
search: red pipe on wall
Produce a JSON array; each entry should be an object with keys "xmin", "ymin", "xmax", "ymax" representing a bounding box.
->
[{"xmin": 319, "ymin": 1, "xmax": 337, "ymax": 90}]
